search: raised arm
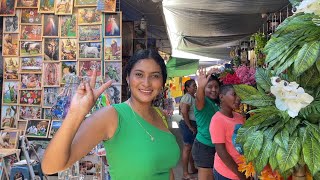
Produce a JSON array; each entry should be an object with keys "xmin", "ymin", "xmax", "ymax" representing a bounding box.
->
[{"xmin": 195, "ymin": 68, "xmax": 209, "ymax": 110}]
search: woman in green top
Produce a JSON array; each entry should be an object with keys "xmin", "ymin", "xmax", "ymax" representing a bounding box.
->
[
  {"xmin": 42, "ymin": 49, "xmax": 180, "ymax": 180},
  {"xmin": 192, "ymin": 68, "xmax": 220, "ymax": 180}
]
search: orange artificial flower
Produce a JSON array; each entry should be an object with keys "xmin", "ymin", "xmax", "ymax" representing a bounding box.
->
[
  {"xmin": 306, "ymin": 169, "xmax": 313, "ymax": 180},
  {"xmin": 259, "ymin": 165, "xmax": 282, "ymax": 180},
  {"xmin": 237, "ymin": 155, "xmax": 256, "ymax": 178}
]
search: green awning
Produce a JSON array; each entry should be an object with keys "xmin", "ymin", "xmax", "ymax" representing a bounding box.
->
[{"xmin": 166, "ymin": 57, "xmax": 199, "ymax": 77}]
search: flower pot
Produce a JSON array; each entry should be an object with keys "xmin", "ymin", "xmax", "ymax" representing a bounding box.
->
[{"xmin": 292, "ymin": 166, "xmax": 306, "ymax": 180}]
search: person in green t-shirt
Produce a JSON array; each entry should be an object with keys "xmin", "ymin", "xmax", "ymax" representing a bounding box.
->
[{"xmin": 192, "ymin": 68, "xmax": 221, "ymax": 180}]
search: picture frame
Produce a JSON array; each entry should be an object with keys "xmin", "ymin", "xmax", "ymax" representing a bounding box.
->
[
  {"xmin": 43, "ymin": 62, "xmax": 60, "ymax": 87},
  {"xmin": 104, "ymin": 37, "xmax": 121, "ymax": 61},
  {"xmin": 133, "ymin": 39, "xmax": 147, "ymax": 53},
  {"xmin": 38, "ymin": 0, "xmax": 55, "ymax": 13},
  {"xmin": 2, "ymin": 33, "xmax": 19, "ymax": 56},
  {"xmin": 42, "ymin": 14, "xmax": 59, "ymax": 37},
  {"xmin": 2, "ymin": 81, "xmax": 19, "ymax": 104},
  {"xmin": 25, "ymin": 119, "xmax": 50, "ymax": 138},
  {"xmin": 28, "ymin": 140, "xmax": 49, "ymax": 160},
  {"xmin": 42, "ymin": 108, "xmax": 56, "ymax": 120},
  {"xmin": 3, "ymin": 15, "xmax": 19, "ymax": 33},
  {"xmin": 43, "ymin": 87, "xmax": 59, "ymax": 107},
  {"xmin": 54, "ymin": 0, "xmax": 73, "ymax": 15},
  {"xmin": 20, "ymin": 41, "xmax": 42, "ymax": 56},
  {"xmin": 101, "ymin": 0, "xmax": 116, "ymax": 12},
  {"xmin": 43, "ymin": 38, "xmax": 59, "ymax": 61},
  {"xmin": 3, "ymin": 150, "xmax": 20, "ymax": 177},
  {"xmin": 0, "ymin": 157, "xmax": 9, "ymax": 180},
  {"xmin": 17, "ymin": 120, "xmax": 27, "ymax": 132},
  {"xmin": 20, "ymin": 73, "xmax": 42, "ymax": 89},
  {"xmin": 79, "ymin": 60, "xmax": 102, "ymax": 77},
  {"xmin": 16, "ymin": 0, "xmax": 38, "ymax": 8},
  {"xmin": 78, "ymin": 8, "xmax": 102, "ymax": 25},
  {"xmin": 3, "ymin": 57, "xmax": 19, "ymax": 80},
  {"xmin": 74, "ymin": 0, "xmax": 97, "ymax": 7},
  {"xmin": 105, "ymin": 61, "xmax": 122, "ymax": 84},
  {"xmin": 20, "ymin": 56, "xmax": 43, "ymax": 73},
  {"xmin": 20, "ymin": 25, "xmax": 42, "ymax": 41},
  {"xmin": 104, "ymin": 12, "xmax": 121, "ymax": 37},
  {"xmin": 0, "ymin": 129, "xmax": 20, "ymax": 149},
  {"xmin": 79, "ymin": 154, "xmax": 101, "ymax": 175},
  {"xmin": 20, "ymin": 9, "xmax": 42, "ymax": 24},
  {"xmin": 134, "ymin": 20, "xmax": 147, "ymax": 39},
  {"xmin": 48, "ymin": 120, "xmax": 62, "ymax": 138},
  {"xmin": 104, "ymin": 85, "xmax": 121, "ymax": 105},
  {"xmin": 60, "ymin": 15, "xmax": 77, "ymax": 38},
  {"xmin": 78, "ymin": 42, "xmax": 101, "ymax": 59},
  {"xmin": 19, "ymin": 90, "xmax": 42, "ymax": 105},
  {"xmin": 0, "ymin": 0, "xmax": 16, "ymax": 16},
  {"xmin": 1, "ymin": 106, "xmax": 18, "ymax": 129},
  {"xmin": 60, "ymin": 38, "xmax": 77, "ymax": 61},
  {"xmin": 61, "ymin": 61, "xmax": 78, "ymax": 84},
  {"xmin": 19, "ymin": 106, "xmax": 42, "ymax": 120},
  {"xmin": 78, "ymin": 25, "xmax": 101, "ymax": 42}
]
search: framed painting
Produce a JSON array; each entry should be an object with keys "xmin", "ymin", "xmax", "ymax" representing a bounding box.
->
[
  {"xmin": 0, "ymin": 157, "xmax": 9, "ymax": 180},
  {"xmin": 3, "ymin": 151, "xmax": 20, "ymax": 177},
  {"xmin": 1, "ymin": 106, "xmax": 18, "ymax": 129},
  {"xmin": 54, "ymin": 0, "xmax": 73, "ymax": 15},
  {"xmin": 20, "ymin": 41, "xmax": 42, "ymax": 56},
  {"xmin": 3, "ymin": 57, "xmax": 19, "ymax": 80},
  {"xmin": 19, "ymin": 106, "xmax": 41, "ymax": 120},
  {"xmin": 78, "ymin": 8, "xmax": 102, "ymax": 25},
  {"xmin": 122, "ymin": 21, "xmax": 134, "ymax": 56},
  {"xmin": 42, "ymin": 108, "xmax": 56, "ymax": 120},
  {"xmin": 133, "ymin": 39, "xmax": 146, "ymax": 52},
  {"xmin": 48, "ymin": 120, "xmax": 62, "ymax": 138},
  {"xmin": 43, "ymin": 38, "xmax": 59, "ymax": 61},
  {"xmin": 61, "ymin": 61, "xmax": 77, "ymax": 84},
  {"xmin": 60, "ymin": 38, "xmax": 77, "ymax": 61},
  {"xmin": 134, "ymin": 20, "xmax": 147, "ymax": 39},
  {"xmin": 105, "ymin": 61, "xmax": 122, "ymax": 84},
  {"xmin": 43, "ymin": 62, "xmax": 60, "ymax": 86},
  {"xmin": 105, "ymin": 12, "xmax": 121, "ymax": 37},
  {"xmin": 16, "ymin": 0, "xmax": 38, "ymax": 8},
  {"xmin": 79, "ymin": 155, "xmax": 101, "ymax": 175},
  {"xmin": 20, "ymin": 56, "xmax": 43, "ymax": 73},
  {"xmin": 38, "ymin": 0, "xmax": 55, "ymax": 13},
  {"xmin": 42, "ymin": 14, "xmax": 59, "ymax": 37},
  {"xmin": 20, "ymin": 73, "xmax": 42, "ymax": 89},
  {"xmin": 2, "ymin": 81, "xmax": 19, "ymax": 104},
  {"xmin": 17, "ymin": 120, "xmax": 27, "ymax": 132},
  {"xmin": 25, "ymin": 119, "xmax": 50, "ymax": 138},
  {"xmin": 104, "ymin": 37, "xmax": 121, "ymax": 61},
  {"xmin": 20, "ymin": 9, "xmax": 42, "ymax": 24},
  {"xmin": 78, "ymin": 25, "xmax": 101, "ymax": 42},
  {"xmin": 0, "ymin": 129, "xmax": 20, "ymax": 149},
  {"xmin": 19, "ymin": 90, "xmax": 42, "ymax": 105},
  {"xmin": 0, "ymin": 0, "xmax": 16, "ymax": 16},
  {"xmin": 20, "ymin": 25, "xmax": 42, "ymax": 41},
  {"xmin": 2, "ymin": 33, "xmax": 19, "ymax": 56},
  {"xmin": 79, "ymin": 60, "xmax": 102, "ymax": 77},
  {"xmin": 101, "ymin": 0, "xmax": 116, "ymax": 12},
  {"xmin": 60, "ymin": 15, "xmax": 77, "ymax": 38},
  {"xmin": 104, "ymin": 85, "xmax": 121, "ymax": 105},
  {"xmin": 3, "ymin": 16, "xmax": 19, "ymax": 33},
  {"xmin": 43, "ymin": 87, "xmax": 59, "ymax": 107},
  {"xmin": 74, "ymin": 0, "xmax": 97, "ymax": 7},
  {"xmin": 78, "ymin": 42, "xmax": 101, "ymax": 59}
]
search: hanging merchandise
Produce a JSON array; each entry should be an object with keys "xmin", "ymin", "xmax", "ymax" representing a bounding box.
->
[{"xmin": 251, "ymin": 32, "xmax": 267, "ymax": 67}]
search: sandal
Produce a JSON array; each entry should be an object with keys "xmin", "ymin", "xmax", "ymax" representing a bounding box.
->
[{"xmin": 182, "ymin": 176, "xmax": 198, "ymax": 180}]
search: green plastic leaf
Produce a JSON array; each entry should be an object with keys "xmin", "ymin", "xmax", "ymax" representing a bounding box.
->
[
  {"xmin": 293, "ymin": 41, "xmax": 320, "ymax": 76},
  {"xmin": 275, "ymin": 49, "xmax": 298, "ymax": 75},
  {"xmin": 269, "ymin": 142, "xmax": 279, "ymax": 170},
  {"xmin": 274, "ymin": 128, "xmax": 290, "ymax": 149},
  {"xmin": 254, "ymin": 137, "xmax": 272, "ymax": 174},
  {"xmin": 243, "ymin": 131, "xmax": 264, "ymax": 162},
  {"xmin": 236, "ymin": 126, "xmax": 259, "ymax": 144},
  {"xmin": 303, "ymin": 132, "xmax": 320, "ymax": 175},
  {"xmin": 299, "ymin": 127, "xmax": 308, "ymax": 144},
  {"xmin": 259, "ymin": 115, "xmax": 279, "ymax": 129},
  {"xmin": 233, "ymin": 84, "xmax": 260, "ymax": 100},
  {"xmin": 276, "ymin": 136, "xmax": 301, "ymax": 173},
  {"xmin": 244, "ymin": 107, "xmax": 279, "ymax": 127},
  {"xmin": 255, "ymin": 68, "xmax": 272, "ymax": 92},
  {"xmin": 316, "ymin": 60, "xmax": 320, "ymax": 74},
  {"xmin": 299, "ymin": 66, "xmax": 320, "ymax": 88},
  {"xmin": 285, "ymin": 118, "xmax": 301, "ymax": 135},
  {"xmin": 264, "ymin": 121, "xmax": 284, "ymax": 140},
  {"xmin": 241, "ymin": 94, "xmax": 274, "ymax": 107},
  {"xmin": 305, "ymin": 121, "xmax": 320, "ymax": 141}
]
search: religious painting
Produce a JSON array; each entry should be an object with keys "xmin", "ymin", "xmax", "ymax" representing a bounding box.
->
[
  {"xmin": 20, "ymin": 9, "xmax": 42, "ymax": 24},
  {"xmin": 19, "ymin": 90, "xmax": 42, "ymax": 105},
  {"xmin": 20, "ymin": 25, "xmax": 42, "ymax": 41},
  {"xmin": 43, "ymin": 38, "xmax": 59, "ymax": 61},
  {"xmin": 20, "ymin": 41, "xmax": 42, "ymax": 56},
  {"xmin": 48, "ymin": 120, "xmax": 62, "ymax": 138},
  {"xmin": 16, "ymin": 0, "xmax": 38, "ymax": 8},
  {"xmin": 79, "ymin": 60, "xmax": 102, "ymax": 77},
  {"xmin": 3, "ymin": 57, "xmax": 19, "ymax": 80},
  {"xmin": 54, "ymin": 0, "xmax": 73, "ymax": 15},
  {"xmin": 0, "ymin": 0, "xmax": 16, "ymax": 16},
  {"xmin": 61, "ymin": 61, "xmax": 77, "ymax": 84},
  {"xmin": 104, "ymin": 37, "xmax": 121, "ymax": 61},
  {"xmin": 74, "ymin": 0, "xmax": 97, "ymax": 7},
  {"xmin": 42, "ymin": 14, "xmax": 59, "ymax": 37},
  {"xmin": 25, "ymin": 119, "xmax": 50, "ymax": 138},
  {"xmin": 38, "ymin": 0, "xmax": 55, "ymax": 13},
  {"xmin": 43, "ymin": 87, "xmax": 59, "ymax": 107},
  {"xmin": 20, "ymin": 73, "xmax": 42, "ymax": 89},
  {"xmin": 0, "ymin": 130, "xmax": 19, "ymax": 149},
  {"xmin": 43, "ymin": 108, "xmax": 55, "ymax": 120},
  {"xmin": 102, "ymin": 0, "xmax": 116, "ymax": 12},
  {"xmin": 104, "ymin": 85, "xmax": 121, "ymax": 105},
  {"xmin": 78, "ymin": 42, "xmax": 101, "ymax": 59},
  {"xmin": 78, "ymin": 8, "xmax": 102, "ymax": 25},
  {"xmin": 19, "ymin": 106, "xmax": 41, "ymax": 120},
  {"xmin": 3, "ymin": 151, "xmax": 19, "ymax": 177},
  {"xmin": 60, "ymin": 38, "xmax": 77, "ymax": 61},
  {"xmin": 133, "ymin": 39, "xmax": 146, "ymax": 52},
  {"xmin": 2, "ymin": 81, "xmax": 18, "ymax": 104},
  {"xmin": 105, "ymin": 61, "xmax": 121, "ymax": 83},
  {"xmin": 2, "ymin": 33, "xmax": 19, "ymax": 56},
  {"xmin": 1, "ymin": 106, "xmax": 18, "ymax": 129},
  {"xmin": 105, "ymin": 13, "xmax": 121, "ymax": 37},
  {"xmin": 3, "ymin": 16, "xmax": 19, "ymax": 33},
  {"xmin": 78, "ymin": 25, "xmax": 101, "ymax": 42},
  {"xmin": 60, "ymin": 15, "xmax": 77, "ymax": 38},
  {"xmin": 20, "ymin": 56, "xmax": 42, "ymax": 73},
  {"xmin": 43, "ymin": 62, "xmax": 60, "ymax": 86},
  {"xmin": 134, "ymin": 20, "xmax": 147, "ymax": 39}
]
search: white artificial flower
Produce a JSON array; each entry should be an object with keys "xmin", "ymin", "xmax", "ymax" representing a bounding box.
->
[
  {"xmin": 295, "ymin": 0, "xmax": 320, "ymax": 16},
  {"xmin": 270, "ymin": 77, "xmax": 314, "ymax": 118}
]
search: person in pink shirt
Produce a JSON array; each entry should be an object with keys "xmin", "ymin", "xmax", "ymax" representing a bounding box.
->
[{"xmin": 209, "ymin": 85, "xmax": 247, "ymax": 180}]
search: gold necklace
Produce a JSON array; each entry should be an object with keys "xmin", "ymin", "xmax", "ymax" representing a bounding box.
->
[{"xmin": 128, "ymin": 100, "xmax": 155, "ymax": 141}]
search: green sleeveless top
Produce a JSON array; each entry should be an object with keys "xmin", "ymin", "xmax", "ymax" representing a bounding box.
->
[{"xmin": 103, "ymin": 103, "xmax": 180, "ymax": 180}]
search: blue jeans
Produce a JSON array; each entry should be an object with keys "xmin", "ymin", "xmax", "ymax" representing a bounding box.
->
[
  {"xmin": 213, "ymin": 169, "xmax": 232, "ymax": 180},
  {"xmin": 179, "ymin": 120, "xmax": 197, "ymax": 144}
]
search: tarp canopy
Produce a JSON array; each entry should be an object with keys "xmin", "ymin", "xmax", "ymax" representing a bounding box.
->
[{"xmin": 166, "ymin": 57, "xmax": 199, "ymax": 77}]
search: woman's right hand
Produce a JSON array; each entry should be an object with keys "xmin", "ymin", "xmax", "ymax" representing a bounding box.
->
[{"xmin": 69, "ymin": 70, "xmax": 112, "ymax": 117}]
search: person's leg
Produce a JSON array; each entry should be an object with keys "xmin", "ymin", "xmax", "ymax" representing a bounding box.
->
[
  {"xmin": 192, "ymin": 140, "xmax": 215, "ymax": 180},
  {"xmin": 189, "ymin": 151, "xmax": 197, "ymax": 174},
  {"xmin": 198, "ymin": 168, "xmax": 213, "ymax": 180},
  {"xmin": 182, "ymin": 143, "xmax": 192, "ymax": 177}
]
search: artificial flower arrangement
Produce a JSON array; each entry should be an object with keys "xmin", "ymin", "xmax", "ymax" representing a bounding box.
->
[{"xmin": 219, "ymin": 65, "xmax": 256, "ymax": 86}]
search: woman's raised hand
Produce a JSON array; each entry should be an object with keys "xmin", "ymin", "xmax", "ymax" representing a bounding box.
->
[{"xmin": 197, "ymin": 67, "xmax": 209, "ymax": 89}]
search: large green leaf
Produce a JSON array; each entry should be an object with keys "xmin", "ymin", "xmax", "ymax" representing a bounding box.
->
[
  {"xmin": 274, "ymin": 128, "xmax": 290, "ymax": 150},
  {"xmin": 275, "ymin": 49, "xmax": 299, "ymax": 75},
  {"xmin": 303, "ymin": 131, "xmax": 320, "ymax": 175},
  {"xmin": 269, "ymin": 142, "xmax": 279, "ymax": 170},
  {"xmin": 241, "ymin": 94, "xmax": 274, "ymax": 107},
  {"xmin": 299, "ymin": 66, "xmax": 320, "ymax": 88},
  {"xmin": 300, "ymin": 100, "xmax": 320, "ymax": 122},
  {"xmin": 293, "ymin": 41, "xmax": 320, "ymax": 76},
  {"xmin": 244, "ymin": 107, "xmax": 279, "ymax": 127},
  {"xmin": 285, "ymin": 118, "xmax": 301, "ymax": 135},
  {"xmin": 255, "ymin": 68, "xmax": 272, "ymax": 92},
  {"xmin": 254, "ymin": 137, "xmax": 272, "ymax": 174},
  {"xmin": 276, "ymin": 136, "xmax": 301, "ymax": 174},
  {"xmin": 316, "ymin": 60, "xmax": 320, "ymax": 74},
  {"xmin": 305, "ymin": 121, "xmax": 320, "ymax": 141},
  {"xmin": 243, "ymin": 131, "xmax": 264, "ymax": 162},
  {"xmin": 236, "ymin": 126, "xmax": 259, "ymax": 144},
  {"xmin": 264, "ymin": 121, "xmax": 284, "ymax": 140},
  {"xmin": 259, "ymin": 115, "xmax": 279, "ymax": 129},
  {"xmin": 265, "ymin": 38, "xmax": 297, "ymax": 66},
  {"xmin": 233, "ymin": 84, "xmax": 260, "ymax": 100},
  {"xmin": 299, "ymin": 127, "xmax": 308, "ymax": 144}
]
